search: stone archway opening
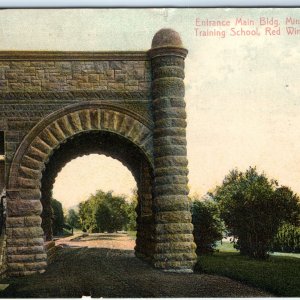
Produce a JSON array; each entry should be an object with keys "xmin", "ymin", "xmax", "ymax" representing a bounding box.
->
[
  {"xmin": 6, "ymin": 103, "xmax": 155, "ymax": 276},
  {"xmin": 51, "ymin": 153, "xmax": 137, "ymax": 229},
  {"xmin": 40, "ymin": 130, "xmax": 154, "ymax": 258}
]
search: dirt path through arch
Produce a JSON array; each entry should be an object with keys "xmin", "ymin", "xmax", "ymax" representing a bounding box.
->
[{"xmin": 0, "ymin": 233, "xmax": 272, "ymax": 298}]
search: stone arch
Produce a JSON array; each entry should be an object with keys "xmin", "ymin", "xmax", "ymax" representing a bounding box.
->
[
  {"xmin": 40, "ymin": 130, "xmax": 154, "ymax": 253},
  {"xmin": 8, "ymin": 101, "xmax": 153, "ymax": 190},
  {"xmin": 6, "ymin": 102, "xmax": 154, "ymax": 276}
]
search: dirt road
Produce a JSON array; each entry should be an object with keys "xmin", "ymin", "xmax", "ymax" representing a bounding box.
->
[{"xmin": 0, "ymin": 233, "xmax": 271, "ymax": 298}]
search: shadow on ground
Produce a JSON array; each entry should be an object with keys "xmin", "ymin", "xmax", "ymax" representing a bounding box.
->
[{"xmin": 0, "ymin": 247, "xmax": 271, "ymax": 298}]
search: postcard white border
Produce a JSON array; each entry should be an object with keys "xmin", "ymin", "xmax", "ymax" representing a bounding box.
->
[{"xmin": 0, "ymin": 0, "xmax": 299, "ymax": 7}]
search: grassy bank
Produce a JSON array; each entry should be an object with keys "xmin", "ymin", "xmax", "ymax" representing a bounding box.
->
[{"xmin": 195, "ymin": 252, "xmax": 300, "ymax": 297}]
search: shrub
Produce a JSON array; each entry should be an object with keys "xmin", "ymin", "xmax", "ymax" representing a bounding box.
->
[
  {"xmin": 272, "ymin": 223, "xmax": 300, "ymax": 253},
  {"xmin": 191, "ymin": 196, "xmax": 224, "ymax": 254},
  {"xmin": 213, "ymin": 167, "xmax": 300, "ymax": 259},
  {"xmin": 51, "ymin": 198, "xmax": 64, "ymax": 235}
]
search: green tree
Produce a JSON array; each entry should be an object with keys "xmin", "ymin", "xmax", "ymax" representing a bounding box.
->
[
  {"xmin": 124, "ymin": 189, "xmax": 137, "ymax": 231},
  {"xmin": 79, "ymin": 190, "xmax": 129, "ymax": 233},
  {"xmin": 78, "ymin": 197, "xmax": 97, "ymax": 232},
  {"xmin": 213, "ymin": 167, "xmax": 300, "ymax": 259},
  {"xmin": 95, "ymin": 193, "xmax": 128, "ymax": 232},
  {"xmin": 66, "ymin": 209, "xmax": 80, "ymax": 229},
  {"xmin": 51, "ymin": 198, "xmax": 64, "ymax": 236},
  {"xmin": 191, "ymin": 195, "xmax": 224, "ymax": 254}
]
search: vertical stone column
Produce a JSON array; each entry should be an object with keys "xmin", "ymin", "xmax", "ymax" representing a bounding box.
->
[
  {"xmin": 149, "ymin": 29, "xmax": 197, "ymax": 272},
  {"xmin": 40, "ymin": 188, "xmax": 53, "ymax": 241},
  {"xmin": 6, "ymin": 189, "xmax": 47, "ymax": 276},
  {"xmin": 135, "ymin": 161, "xmax": 154, "ymax": 260}
]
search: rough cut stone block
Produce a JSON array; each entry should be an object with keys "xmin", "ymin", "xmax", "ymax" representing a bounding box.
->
[
  {"xmin": 155, "ymin": 211, "xmax": 191, "ymax": 223},
  {"xmin": 8, "ymin": 226, "xmax": 44, "ymax": 239},
  {"xmin": 6, "ymin": 217, "xmax": 25, "ymax": 228},
  {"xmin": 7, "ymin": 200, "xmax": 43, "ymax": 217},
  {"xmin": 6, "ymin": 237, "xmax": 44, "ymax": 247},
  {"xmin": 155, "ymin": 223, "xmax": 194, "ymax": 235},
  {"xmin": 7, "ymin": 245, "xmax": 44, "ymax": 255}
]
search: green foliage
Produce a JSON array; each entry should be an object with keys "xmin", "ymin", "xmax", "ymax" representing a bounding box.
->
[
  {"xmin": 124, "ymin": 189, "xmax": 137, "ymax": 231},
  {"xmin": 51, "ymin": 198, "xmax": 64, "ymax": 235},
  {"xmin": 272, "ymin": 222, "xmax": 300, "ymax": 253},
  {"xmin": 195, "ymin": 252, "xmax": 300, "ymax": 297},
  {"xmin": 213, "ymin": 167, "xmax": 300, "ymax": 259},
  {"xmin": 191, "ymin": 196, "xmax": 224, "ymax": 254},
  {"xmin": 66, "ymin": 209, "xmax": 81, "ymax": 229},
  {"xmin": 79, "ymin": 190, "xmax": 134, "ymax": 233}
]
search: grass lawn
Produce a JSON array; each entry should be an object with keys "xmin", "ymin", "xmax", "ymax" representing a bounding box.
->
[
  {"xmin": 195, "ymin": 252, "xmax": 300, "ymax": 297},
  {"xmin": 127, "ymin": 231, "xmax": 137, "ymax": 239},
  {"xmin": 216, "ymin": 241, "xmax": 300, "ymax": 257},
  {"xmin": 216, "ymin": 241, "xmax": 238, "ymax": 252}
]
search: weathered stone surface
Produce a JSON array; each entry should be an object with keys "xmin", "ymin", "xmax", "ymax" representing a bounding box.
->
[
  {"xmin": 8, "ymin": 270, "xmax": 42, "ymax": 277},
  {"xmin": 155, "ymin": 223, "xmax": 194, "ymax": 235},
  {"xmin": 24, "ymin": 216, "xmax": 42, "ymax": 227},
  {"xmin": 154, "ymin": 119, "xmax": 187, "ymax": 129},
  {"xmin": 6, "ymin": 237, "xmax": 44, "ymax": 247},
  {"xmin": 8, "ymin": 261, "xmax": 47, "ymax": 272},
  {"xmin": 155, "ymin": 175, "xmax": 188, "ymax": 185},
  {"xmin": 7, "ymin": 200, "xmax": 43, "ymax": 217},
  {"xmin": 155, "ymin": 156, "xmax": 188, "ymax": 168},
  {"xmin": 6, "ymin": 226, "xmax": 44, "ymax": 239},
  {"xmin": 153, "ymin": 260, "xmax": 196, "ymax": 271},
  {"xmin": 151, "ymin": 28, "xmax": 183, "ymax": 48},
  {"xmin": 153, "ymin": 252, "xmax": 197, "ymax": 261},
  {"xmin": 155, "ymin": 166, "xmax": 189, "ymax": 177},
  {"xmin": 1, "ymin": 29, "xmax": 196, "ymax": 276},
  {"xmin": 154, "ymin": 145, "xmax": 187, "ymax": 156},
  {"xmin": 0, "ymin": 59, "xmax": 150, "ymax": 93},
  {"xmin": 18, "ymin": 177, "xmax": 41, "ymax": 189},
  {"xmin": 153, "ymin": 66, "xmax": 185, "ymax": 79},
  {"xmin": 21, "ymin": 155, "xmax": 44, "ymax": 171},
  {"xmin": 19, "ymin": 166, "xmax": 42, "ymax": 180},
  {"xmin": 155, "ymin": 211, "xmax": 191, "ymax": 223},
  {"xmin": 153, "ymin": 97, "xmax": 186, "ymax": 108},
  {"xmin": 149, "ymin": 30, "xmax": 196, "ymax": 272},
  {"xmin": 155, "ymin": 233, "xmax": 194, "ymax": 243},
  {"xmin": 152, "ymin": 78, "xmax": 185, "ymax": 98},
  {"xmin": 155, "ymin": 184, "xmax": 189, "ymax": 196},
  {"xmin": 154, "ymin": 128, "xmax": 186, "ymax": 138},
  {"xmin": 7, "ymin": 245, "xmax": 45, "ymax": 255},
  {"xmin": 155, "ymin": 241, "xmax": 196, "ymax": 254},
  {"xmin": 151, "ymin": 56, "xmax": 185, "ymax": 70},
  {"xmin": 154, "ymin": 107, "xmax": 187, "ymax": 120},
  {"xmin": 155, "ymin": 195, "xmax": 190, "ymax": 211}
]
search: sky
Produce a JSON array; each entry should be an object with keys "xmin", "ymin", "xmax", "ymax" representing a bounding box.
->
[{"xmin": 1, "ymin": 8, "xmax": 299, "ymax": 208}]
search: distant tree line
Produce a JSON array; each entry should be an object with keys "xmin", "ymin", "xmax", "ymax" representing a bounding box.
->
[
  {"xmin": 78, "ymin": 190, "xmax": 136, "ymax": 233},
  {"xmin": 63, "ymin": 189, "xmax": 137, "ymax": 234},
  {"xmin": 52, "ymin": 166, "xmax": 300, "ymax": 260}
]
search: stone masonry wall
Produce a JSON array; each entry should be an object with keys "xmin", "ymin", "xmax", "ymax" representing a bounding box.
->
[
  {"xmin": 0, "ymin": 54, "xmax": 152, "ymax": 183},
  {"xmin": 0, "ymin": 60, "xmax": 150, "ymax": 93}
]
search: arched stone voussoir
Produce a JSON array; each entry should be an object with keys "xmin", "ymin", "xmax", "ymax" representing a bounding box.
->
[{"xmin": 8, "ymin": 102, "xmax": 154, "ymax": 190}]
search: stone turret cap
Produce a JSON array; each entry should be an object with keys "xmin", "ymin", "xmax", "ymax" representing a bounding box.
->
[{"xmin": 151, "ymin": 28, "xmax": 183, "ymax": 49}]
